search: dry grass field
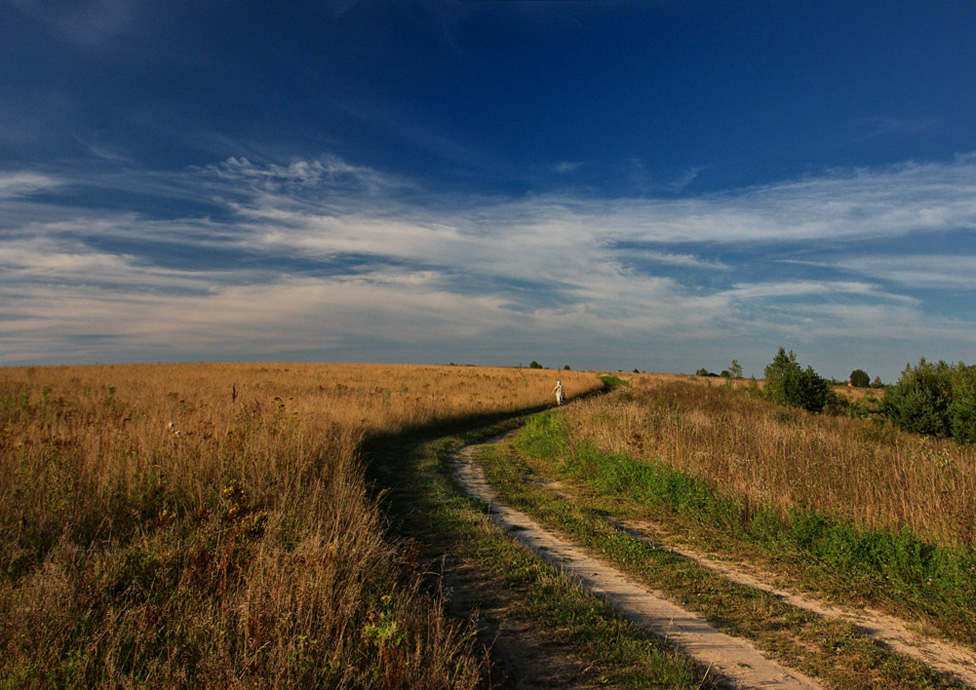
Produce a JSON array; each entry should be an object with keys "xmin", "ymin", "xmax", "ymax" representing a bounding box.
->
[
  {"xmin": 0, "ymin": 362, "xmax": 602, "ymax": 689},
  {"xmin": 565, "ymin": 373, "xmax": 974, "ymax": 547}
]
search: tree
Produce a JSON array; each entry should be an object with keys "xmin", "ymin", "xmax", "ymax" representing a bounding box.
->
[
  {"xmin": 529, "ymin": 361, "xmax": 543, "ymax": 369},
  {"xmin": 729, "ymin": 359, "xmax": 743, "ymax": 379},
  {"xmin": 763, "ymin": 347, "xmax": 798, "ymax": 397},
  {"xmin": 763, "ymin": 347, "xmax": 833, "ymax": 413},
  {"xmin": 696, "ymin": 368, "xmax": 709, "ymax": 377},
  {"xmin": 849, "ymin": 369, "xmax": 870, "ymax": 387},
  {"xmin": 881, "ymin": 358, "xmax": 952, "ymax": 437},
  {"xmin": 882, "ymin": 359, "xmax": 976, "ymax": 443}
]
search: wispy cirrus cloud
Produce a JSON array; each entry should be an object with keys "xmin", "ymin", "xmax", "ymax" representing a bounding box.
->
[
  {"xmin": 2, "ymin": 152, "xmax": 976, "ymax": 377},
  {"xmin": 0, "ymin": 172, "xmax": 61, "ymax": 198},
  {"xmin": 850, "ymin": 115, "xmax": 941, "ymax": 141},
  {"xmin": 829, "ymin": 255, "xmax": 976, "ymax": 291}
]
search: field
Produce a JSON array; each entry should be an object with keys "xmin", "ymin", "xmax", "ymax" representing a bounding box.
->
[
  {"xmin": 568, "ymin": 373, "xmax": 970, "ymax": 546},
  {"xmin": 5, "ymin": 363, "xmax": 976, "ymax": 689},
  {"xmin": 0, "ymin": 362, "xmax": 601, "ymax": 689}
]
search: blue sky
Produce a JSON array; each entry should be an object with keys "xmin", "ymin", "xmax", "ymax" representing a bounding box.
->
[{"xmin": 2, "ymin": 0, "xmax": 976, "ymax": 382}]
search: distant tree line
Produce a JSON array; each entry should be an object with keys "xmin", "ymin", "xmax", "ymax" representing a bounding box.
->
[{"xmin": 696, "ymin": 359, "xmax": 743, "ymax": 379}]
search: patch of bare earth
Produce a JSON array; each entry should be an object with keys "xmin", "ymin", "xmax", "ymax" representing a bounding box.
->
[
  {"xmin": 438, "ymin": 559, "xmax": 611, "ymax": 690},
  {"xmin": 453, "ymin": 446, "xmax": 823, "ymax": 690}
]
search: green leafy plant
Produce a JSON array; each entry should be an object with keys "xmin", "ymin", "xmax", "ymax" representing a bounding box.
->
[
  {"xmin": 880, "ymin": 358, "xmax": 976, "ymax": 442},
  {"xmin": 849, "ymin": 369, "xmax": 870, "ymax": 388},
  {"xmin": 763, "ymin": 348, "xmax": 834, "ymax": 413}
]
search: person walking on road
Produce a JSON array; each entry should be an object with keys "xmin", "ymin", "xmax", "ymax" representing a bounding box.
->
[{"xmin": 553, "ymin": 380, "xmax": 565, "ymax": 406}]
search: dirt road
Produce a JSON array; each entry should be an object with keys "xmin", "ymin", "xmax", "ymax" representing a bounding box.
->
[
  {"xmin": 452, "ymin": 438, "xmax": 976, "ymax": 689},
  {"xmin": 453, "ymin": 444, "xmax": 822, "ymax": 690}
]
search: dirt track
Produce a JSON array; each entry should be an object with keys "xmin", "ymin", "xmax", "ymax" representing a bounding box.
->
[{"xmin": 452, "ymin": 439, "xmax": 976, "ymax": 689}]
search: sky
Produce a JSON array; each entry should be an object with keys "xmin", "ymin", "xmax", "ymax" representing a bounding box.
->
[{"xmin": 2, "ymin": 0, "xmax": 976, "ymax": 382}]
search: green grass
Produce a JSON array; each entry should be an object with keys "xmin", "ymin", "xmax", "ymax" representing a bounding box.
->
[
  {"xmin": 511, "ymin": 415, "xmax": 976, "ymax": 647},
  {"xmin": 488, "ymin": 419, "xmax": 968, "ymax": 690},
  {"xmin": 599, "ymin": 375, "xmax": 630, "ymax": 389},
  {"xmin": 372, "ymin": 420, "xmax": 717, "ymax": 690}
]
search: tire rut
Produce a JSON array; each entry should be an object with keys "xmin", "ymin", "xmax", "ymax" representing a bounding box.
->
[
  {"xmin": 453, "ymin": 444, "xmax": 823, "ymax": 690},
  {"xmin": 610, "ymin": 517, "xmax": 976, "ymax": 688}
]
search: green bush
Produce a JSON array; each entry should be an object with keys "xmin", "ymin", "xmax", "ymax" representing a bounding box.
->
[
  {"xmin": 849, "ymin": 369, "xmax": 870, "ymax": 388},
  {"xmin": 882, "ymin": 358, "xmax": 976, "ymax": 443},
  {"xmin": 950, "ymin": 385, "xmax": 976, "ymax": 444},
  {"xmin": 763, "ymin": 348, "xmax": 834, "ymax": 413}
]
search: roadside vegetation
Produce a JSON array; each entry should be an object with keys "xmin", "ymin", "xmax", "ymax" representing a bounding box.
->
[
  {"xmin": 0, "ymin": 362, "xmax": 600, "ymax": 689},
  {"xmin": 508, "ymin": 372, "xmax": 976, "ymax": 650},
  {"xmin": 478, "ymin": 436, "xmax": 962, "ymax": 689},
  {"xmin": 377, "ymin": 425, "xmax": 716, "ymax": 689}
]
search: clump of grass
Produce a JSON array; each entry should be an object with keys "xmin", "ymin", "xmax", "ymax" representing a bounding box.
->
[
  {"xmin": 599, "ymin": 374, "xmax": 629, "ymax": 389},
  {"xmin": 565, "ymin": 375, "xmax": 976, "ymax": 547}
]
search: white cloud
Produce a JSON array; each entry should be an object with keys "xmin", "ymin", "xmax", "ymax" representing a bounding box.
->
[
  {"xmin": 723, "ymin": 280, "xmax": 913, "ymax": 303},
  {"xmin": 553, "ymin": 161, "xmax": 583, "ymax": 174},
  {"xmin": 3, "ymin": 153, "xmax": 976, "ymax": 378},
  {"xmin": 665, "ymin": 166, "xmax": 705, "ymax": 192},
  {"xmin": 6, "ymin": 0, "xmax": 141, "ymax": 46},
  {"xmin": 621, "ymin": 248, "xmax": 728, "ymax": 270},
  {"xmin": 0, "ymin": 172, "xmax": 60, "ymax": 198},
  {"xmin": 831, "ymin": 255, "xmax": 976, "ymax": 290}
]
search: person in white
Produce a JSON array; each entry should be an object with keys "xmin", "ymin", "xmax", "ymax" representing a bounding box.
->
[{"xmin": 553, "ymin": 380, "xmax": 565, "ymax": 406}]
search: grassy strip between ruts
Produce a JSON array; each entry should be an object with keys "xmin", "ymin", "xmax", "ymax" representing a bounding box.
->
[
  {"xmin": 383, "ymin": 420, "xmax": 718, "ymax": 690},
  {"xmin": 474, "ymin": 412, "xmax": 967, "ymax": 690}
]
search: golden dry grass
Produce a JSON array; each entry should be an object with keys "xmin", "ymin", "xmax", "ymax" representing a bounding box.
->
[
  {"xmin": 0, "ymin": 362, "xmax": 602, "ymax": 689},
  {"xmin": 564, "ymin": 373, "xmax": 976, "ymax": 547}
]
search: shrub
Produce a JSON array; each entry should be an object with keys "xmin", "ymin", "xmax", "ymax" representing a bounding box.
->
[
  {"xmin": 763, "ymin": 348, "xmax": 834, "ymax": 413},
  {"xmin": 949, "ymin": 365, "xmax": 976, "ymax": 444},
  {"xmin": 882, "ymin": 359, "xmax": 953, "ymax": 438},
  {"xmin": 881, "ymin": 358, "xmax": 976, "ymax": 443},
  {"xmin": 849, "ymin": 369, "xmax": 870, "ymax": 388},
  {"xmin": 950, "ymin": 385, "xmax": 976, "ymax": 444}
]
